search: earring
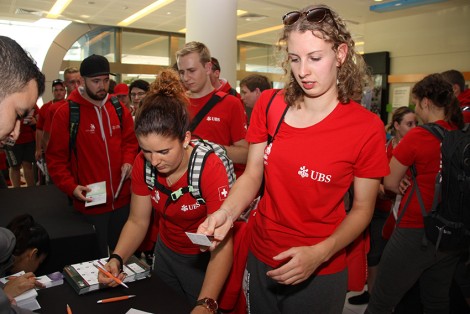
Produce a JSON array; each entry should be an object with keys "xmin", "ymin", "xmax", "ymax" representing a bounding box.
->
[{"xmin": 183, "ymin": 143, "xmax": 188, "ymax": 149}]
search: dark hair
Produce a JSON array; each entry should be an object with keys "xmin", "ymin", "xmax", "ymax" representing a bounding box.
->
[
  {"xmin": 129, "ymin": 79, "xmax": 150, "ymax": 94},
  {"xmin": 6, "ymin": 214, "xmax": 50, "ymax": 258},
  {"xmin": 108, "ymin": 79, "xmax": 117, "ymax": 94},
  {"xmin": 0, "ymin": 36, "xmax": 45, "ymax": 103},
  {"xmin": 278, "ymin": 4, "xmax": 370, "ymax": 107},
  {"xmin": 135, "ymin": 69, "xmax": 190, "ymax": 141},
  {"xmin": 412, "ymin": 73, "xmax": 464, "ymax": 129},
  {"xmin": 240, "ymin": 74, "xmax": 271, "ymax": 92},
  {"xmin": 441, "ymin": 69, "xmax": 465, "ymax": 93},
  {"xmin": 386, "ymin": 106, "xmax": 415, "ymax": 135},
  {"xmin": 211, "ymin": 57, "xmax": 221, "ymax": 72}
]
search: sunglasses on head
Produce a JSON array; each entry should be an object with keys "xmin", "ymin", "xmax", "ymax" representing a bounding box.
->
[{"xmin": 282, "ymin": 7, "xmax": 338, "ymax": 29}]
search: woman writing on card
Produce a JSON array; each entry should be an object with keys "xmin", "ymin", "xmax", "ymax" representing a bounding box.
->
[{"xmin": 99, "ymin": 69, "xmax": 232, "ymax": 314}]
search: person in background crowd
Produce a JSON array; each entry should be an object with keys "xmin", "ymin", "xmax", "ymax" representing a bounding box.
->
[
  {"xmin": 6, "ymin": 214, "xmax": 50, "ymax": 275},
  {"xmin": 35, "ymin": 79, "xmax": 66, "ymax": 184},
  {"xmin": 176, "ymin": 42, "xmax": 248, "ymax": 178},
  {"xmin": 42, "ymin": 67, "xmax": 81, "ymax": 148},
  {"xmin": 209, "ymin": 57, "xmax": 239, "ymax": 98},
  {"xmin": 129, "ymin": 79, "xmax": 150, "ymax": 113},
  {"xmin": 239, "ymin": 74, "xmax": 271, "ymax": 124},
  {"xmin": 441, "ymin": 69, "xmax": 470, "ymax": 123},
  {"xmin": 366, "ymin": 73, "xmax": 464, "ymax": 314},
  {"xmin": 348, "ymin": 106, "xmax": 417, "ymax": 305},
  {"xmin": 99, "ymin": 70, "xmax": 232, "ymax": 314},
  {"xmin": 46, "ymin": 54, "xmax": 138, "ymax": 257},
  {"xmin": 197, "ymin": 5, "xmax": 389, "ymax": 313},
  {"xmin": 36, "ymin": 79, "xmax": 66, "ymax": 160},
  {"xmin": 114, "ymin": 83, "xmax": 131, "ymax": 113},
  {"xmin": 0, "ymin": 34, "xmax": 45, "ymax": 314}
]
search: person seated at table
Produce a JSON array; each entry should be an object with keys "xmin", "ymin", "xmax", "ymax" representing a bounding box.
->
[
  {"xmin": 0, "ymin": 214, "xmax": 50, "ymax": 299},
  {"xmin": 7, "ymin": 214, "xmax": 50, "ymax": 275},
  {"xmin": 99, "ymin": 69, "xmax": 233, "ymax": 313}
]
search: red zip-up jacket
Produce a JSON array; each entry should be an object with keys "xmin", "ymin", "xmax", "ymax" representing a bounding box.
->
[{"xmin": 46, "ymin": 88, "xmax": 139, "ymax": 215}]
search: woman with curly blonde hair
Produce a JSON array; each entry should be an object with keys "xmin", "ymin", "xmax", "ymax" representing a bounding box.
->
[{"xmin": 197, "ymin": 4, "xmax": 389, "ymax": 313}]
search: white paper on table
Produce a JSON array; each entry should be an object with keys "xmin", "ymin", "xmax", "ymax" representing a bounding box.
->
[
  {"xmin": 85, "ymin": 181, "xmax": 107, "ymax": 207},
  {"xmin": 392, "ymin": 194, "xmax": 402, "ymax": 219},
  {"xmin": 126, "ymin": 309, "xmax": 154, "ymax": 314}
]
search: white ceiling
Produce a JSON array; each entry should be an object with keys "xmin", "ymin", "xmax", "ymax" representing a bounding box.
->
[{"xmin": 0, "ymin": 0, "xmax": 467, "ymax": 45}]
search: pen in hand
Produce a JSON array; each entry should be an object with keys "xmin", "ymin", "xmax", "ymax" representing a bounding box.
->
[
  {"xmin": 95, "ymin": 262, "xmax": 129, "ymax": 288},
  {"xmin": 97, "ymin": 295, "xmax": 136, "ymax": 303}
]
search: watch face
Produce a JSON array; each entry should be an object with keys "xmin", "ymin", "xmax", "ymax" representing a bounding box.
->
[{"xmin": 205, "ymin": 298, "xmax": 218, "ymax": 310}]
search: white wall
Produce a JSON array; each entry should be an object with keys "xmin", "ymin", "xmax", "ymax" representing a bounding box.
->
[{"xmin": 364, "ymin": 3, "xmax": 470, "ymax": 74}]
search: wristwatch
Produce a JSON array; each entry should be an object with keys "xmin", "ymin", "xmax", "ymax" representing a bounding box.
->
[{"xmin": 196, "ymin": 297, "xmax": 218, "ymax": 313}]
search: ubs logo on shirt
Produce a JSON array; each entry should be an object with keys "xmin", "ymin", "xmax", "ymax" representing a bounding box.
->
[
  {"xmin": 206, "ymin": 116, "xmax": 221, "ymax": 122},
  {"xmin": 86, "ymin": 123, "xmax": 96, "ymax": 134},
  {"xmin": 298, "ymin": 166, "xmax": 332, "ymax": 183},
  {"xmin": 263, "ymin": 143, "xmax": 273, "ymax": 165},
  {"xmin": 181, "ymin": 202, "xmax": 201, "ymax": 212},
  {"xmin": 152, "ymin": 190, "xmax": 160, "ymax": 203}
]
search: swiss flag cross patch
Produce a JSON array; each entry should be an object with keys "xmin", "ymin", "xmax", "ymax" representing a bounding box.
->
[{"xmin": 218, "ymin": 186, "xmax": 229, "ymax": 201}]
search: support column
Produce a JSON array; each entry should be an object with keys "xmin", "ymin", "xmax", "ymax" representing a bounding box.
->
[{"xmin": 186, "ymin": 0, "xmax": 238, "ymax": 87}]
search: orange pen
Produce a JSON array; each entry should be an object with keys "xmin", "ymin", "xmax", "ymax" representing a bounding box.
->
[
  {"xmin": 94, "ymin": 262, "xmax": 129, "ymax": 288},
  {"xmin": 66, "ymin": 304, "xmax": 72, "ymax": 314},
  {"xmin": 97, "ymin": 295, "xmax": 136, "ymax": 303}
]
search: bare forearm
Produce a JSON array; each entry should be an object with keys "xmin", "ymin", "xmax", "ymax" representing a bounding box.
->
[
  {"xmin": 198, "ymin": 234, "xmax": 233, "ymax": 300},
  {"xmin": 113, "ymin": 217, "xmax": 149, "ymax": 262},
  {"xmin": 221, "ymin": 172, "xmax": 262, "ymax": 219},
  {"xmin": 224, "ymin": 144, "xmax": 248, "ymax": 164}
]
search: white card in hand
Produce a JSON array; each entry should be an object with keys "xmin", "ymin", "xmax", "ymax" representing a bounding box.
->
[{"xmin": 185, "ymin": 232, "xmax": 214, "ymax": 246}]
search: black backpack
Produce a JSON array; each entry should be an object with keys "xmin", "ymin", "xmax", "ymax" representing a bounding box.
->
[
  {"xmin": 69, "ymin": 96, "xmax": 122, "ymax": 156},
  {"xmin": 409, "ymin": 123, "xmax": 470, "ymax": 251}
]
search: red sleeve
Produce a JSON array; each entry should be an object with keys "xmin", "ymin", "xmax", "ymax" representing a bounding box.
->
[
  {"xmin": 353, "ymin": 115, "xmax": 389, "ymax": 178},
  {"xmin": 119, "ymin": 104, "xmax": 139, "ymax": 165},
  {"xmin": 36, "ymin": 103, "xmax": 48, "ymax": 130},
  {"xmin": 131, "ymin": 152, "xmax": 152, "ymax": 197},
  {"xmin": 45, "ymin": 105, "xmax": 77, "ymax": 196},
  {"xmin": 199, "ymin": 153, "xmax": 230, "ymax": 214},
  {"xmin": 44, "ymin": 101, "xmax": 66, "ymax": 133},
  {"xmin": 246, "ymin": 89, "xmax": 278, "ymax": 143},
  {"xmin": 226, "ymin": 95, "xmax": 247, "ymax": 143}
]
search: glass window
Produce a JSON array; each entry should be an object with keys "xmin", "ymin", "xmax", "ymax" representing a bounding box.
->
[
  {"xmin": 238, "ymin": 42, "xmax": 282, "ymax": 74},
  {"xmin": 122, "ymin": 31, "xmax": 170, "ymax": 66},
  {"xmin": 64, "ymin": 27, "xmax": 117, "ymax": 62}
]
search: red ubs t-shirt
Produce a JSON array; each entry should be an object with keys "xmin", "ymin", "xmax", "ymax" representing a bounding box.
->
[
  {"xmin": 132, "ymin": 148, "xmax": 230, "ymax": 254},
  {"xmin": 246, "ymin": 89, "xmax": 389, "ymax": 274}
]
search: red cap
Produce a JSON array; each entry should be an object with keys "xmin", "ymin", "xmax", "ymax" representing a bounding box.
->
[{"xmin": 114, "ymin": 83, "xmax": 129, "ymax": 95}]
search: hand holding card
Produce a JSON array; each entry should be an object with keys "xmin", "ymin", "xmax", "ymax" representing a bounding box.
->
[{"xmin": 185, "ymin": 232, "xmax": 214, "ymax": 247}]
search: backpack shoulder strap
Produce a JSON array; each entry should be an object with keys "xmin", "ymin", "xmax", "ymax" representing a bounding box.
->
[
  {"xmin": 144, "ymin": 157, "xmax": 192, "ymax": 210},
  {"xmin": 189, "ymin": 91, "xmax": 227, "ymax": 132},
  {"xmin": 228, "ymin": 88, "xmax": 238, "ymax": 97},
  {"xmin": 187, "ymin": 140, "xmax": 213, "ymax": 205},
  {"xmin": 420, "ymin": 123, "xmax": 446, "ymax": 141},
  {"xmin": 68, "ymin": 100, "xmax": 80, "ymax": 156},
  {"xmin": 109, "ymin": 96, "xmax": 123, "ymax": 124},
  {"xmin": 187, "ymin": 139, "xmax": 236, "ymax": 205},
  {"xmin": 266, "ymin": 89, "xmax": 288, "ymax": 144}
]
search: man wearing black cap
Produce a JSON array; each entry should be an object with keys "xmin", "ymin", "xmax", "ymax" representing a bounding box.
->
[{"xmin": 46, "ymin": 54, "xmax": 138, "ymax": 257}]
